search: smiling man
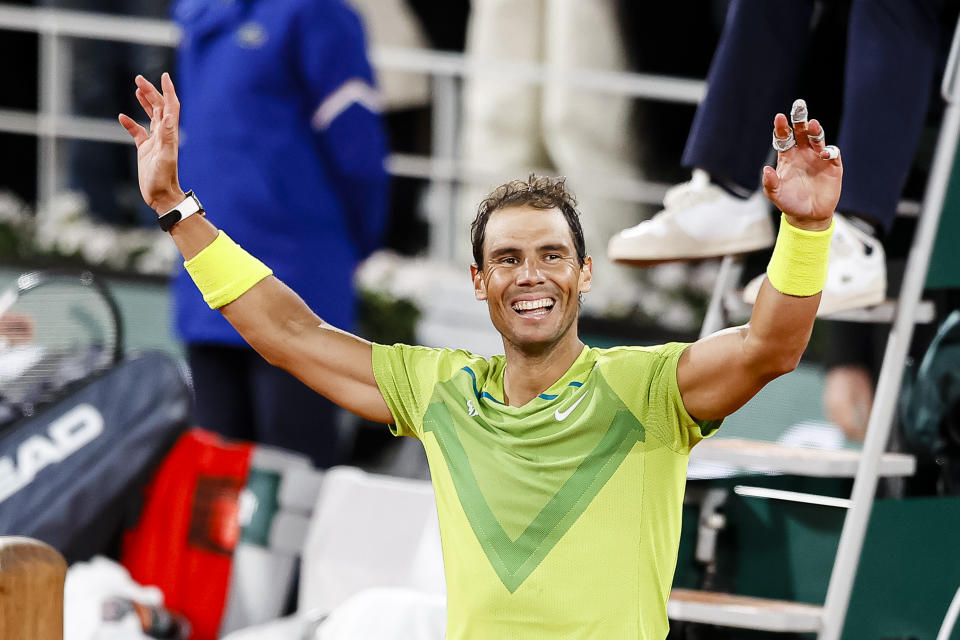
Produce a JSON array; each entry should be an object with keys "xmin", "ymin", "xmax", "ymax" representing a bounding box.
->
[{"xmin": 121, "ymin": 74, "xmax": 841, "ymax": 639}]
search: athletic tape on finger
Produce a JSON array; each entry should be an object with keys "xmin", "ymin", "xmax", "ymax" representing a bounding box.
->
[
  {"xmin": 823, "ymin": 145, "xmax": 839, "ymax": 160},
  {"xmin": 808, "ymin": 128, "xmax": 825, "ymax": 143},
  {"xmin": 772, "ymin": 129, "xmax": 796, "ymax": 152},
  {"xmin": 791, "ymin": 99, "xmax": 808, "ymax": 124}
]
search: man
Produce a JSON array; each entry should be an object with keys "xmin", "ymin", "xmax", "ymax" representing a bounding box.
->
[{"xmin": 120, "ymin": 74, "xmax": 841, "ymax": 639}]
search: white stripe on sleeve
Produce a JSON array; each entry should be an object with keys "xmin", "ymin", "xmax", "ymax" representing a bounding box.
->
[{"xmin": 311, "ymin": 78, "xmax": 382, "ymax": 131}]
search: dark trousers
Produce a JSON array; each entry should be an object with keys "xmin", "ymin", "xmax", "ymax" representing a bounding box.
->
[
  {"xmin": 682, "ymin": 0, "xmax": 947, "ymax": 231},
  {"xmin": 187, "ymin": 344, "xmax": 343, "ymax": 469}
]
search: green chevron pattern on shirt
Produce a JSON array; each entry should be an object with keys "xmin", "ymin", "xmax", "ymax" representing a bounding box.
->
[
  {"xmin": 423, "ymin": 369, "xmax": 645, "ymax": 592},
  {"xmin": 371, "ymin": 341, "xmax": 722, "ymax": 639}
]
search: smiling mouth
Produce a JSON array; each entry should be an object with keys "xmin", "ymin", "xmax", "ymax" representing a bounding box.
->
[{"xmin": 511, "ymin": 297, "xmax": 555, "ymax": 318}]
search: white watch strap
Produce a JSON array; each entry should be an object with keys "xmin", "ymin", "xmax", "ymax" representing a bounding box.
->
[
  {"xmin": 173, "ymin": 195, "xmax": 201, "ymax": 218},
  {"xmin": 158, "ymin": 191, "xmax": 204, "ymax": 232}
]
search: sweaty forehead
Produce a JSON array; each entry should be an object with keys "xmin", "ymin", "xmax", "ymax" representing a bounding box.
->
[{"xmin": 483, "ymin": 205, "xmax": 575, "ymax": 253}]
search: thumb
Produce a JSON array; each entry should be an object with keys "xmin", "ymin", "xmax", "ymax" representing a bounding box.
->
[{"xmin": 761, "ymin": 165, "xmax": 780, "ymax": 196}]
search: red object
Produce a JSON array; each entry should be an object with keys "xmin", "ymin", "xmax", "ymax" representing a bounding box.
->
[{"xmin": 122, "ymin": 429, "xmax": 254, "ymax": 640}]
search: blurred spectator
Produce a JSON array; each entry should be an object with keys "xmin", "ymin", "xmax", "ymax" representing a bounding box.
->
[
  {"xmin": 39, "ymin": 0, "xmax": 172, "ymax": 226},
  {"xmin": 822, "ymin": 289, "xmax": 960, "ymax": 497},
  {"xmin": 823, "ymin": 363, "xmax": 873, "ymax": 442},
  {"xmin": 609, "ymin": 0, "xmax": 951, "ymax": 317},
  {"xmin": 345, "ymin": 0, "xmax": 434, "ymax": 257},
  {"xmin": 172, "ymin": 0, "xmax": 389, "ymax": 467},
  {"xmin": 458, "ymin": 0, "xmax": 644, "ymax": 317},
  {"xmin": 347, "ymin": 0, "xmax": 431, "ymax": 113}
]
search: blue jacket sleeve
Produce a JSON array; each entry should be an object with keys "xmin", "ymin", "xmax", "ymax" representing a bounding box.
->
[{"xmin": 295, "ymin": 0, "xmax": 390, "ymax": 260}]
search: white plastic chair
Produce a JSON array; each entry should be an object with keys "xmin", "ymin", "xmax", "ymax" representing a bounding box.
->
[{"xmin": 223, "ymin": 466, "xmax": 445, "ymax": 640}]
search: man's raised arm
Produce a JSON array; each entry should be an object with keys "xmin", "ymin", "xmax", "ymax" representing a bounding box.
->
[
  {"xmin": 677, "ymin": 100, "xmax": 842, "ymax": 421},
  {"xmin": 119, "ymin": 73, "xmax": 393, "ymax": 424}
]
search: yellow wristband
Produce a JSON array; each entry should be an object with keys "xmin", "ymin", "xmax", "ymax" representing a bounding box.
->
[
  {"xmin": 184, "ymin": 231, "xmax": 273, "ymax": 309},
  {"xmin": 766, "ymin": 213, "xmax": 834, "ymax": 297}
]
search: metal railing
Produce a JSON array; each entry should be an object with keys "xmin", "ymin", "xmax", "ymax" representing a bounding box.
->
[
  {"xmin": 0, "ymin": 4, "xmax": 710, "ymax": 260},
  {"xmin": 0, "ymin": 4, "xmax": 923, "ymax": 258}
]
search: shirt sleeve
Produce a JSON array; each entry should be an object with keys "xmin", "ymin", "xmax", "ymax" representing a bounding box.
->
[
  {"xmin": 295, "ymin": 0, "xmax": 389, "ymax": 260},
  {"xmin": 604, "ymin": 343, "xmax": 722, "ymax": 454},
  {"xmin": 648, "ymin": 342, "xmax": 722, "ymax": 452},
  {"xmin": 371, "ymin": 343, "xmax": 455, "ymax": 439}
]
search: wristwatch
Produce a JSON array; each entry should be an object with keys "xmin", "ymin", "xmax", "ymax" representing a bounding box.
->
[{"xmin": 158, "ymin": 191, "xmax": 205, "ymax": 232}]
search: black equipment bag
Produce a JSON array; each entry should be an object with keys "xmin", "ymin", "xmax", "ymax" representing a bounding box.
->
[{"xmin": 0, "ymin": 351, "xmax": 190, "ymax": 562}]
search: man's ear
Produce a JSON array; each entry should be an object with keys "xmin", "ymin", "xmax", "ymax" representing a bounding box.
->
[
  {"xmin": 471, "ymin": 264, "xmax": 487, "ymax": 300},
  {"xmin": 579, "ymin": 256, "xmax": 593, "ymax": 294}
]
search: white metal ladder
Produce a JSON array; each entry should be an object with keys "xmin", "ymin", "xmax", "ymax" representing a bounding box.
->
[{"xmin": 666, "ymin": 16, "xmax": 960, "ymax": 637}]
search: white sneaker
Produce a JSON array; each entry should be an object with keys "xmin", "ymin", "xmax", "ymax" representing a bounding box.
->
[
  {"xmin": 608, "ymin": 169, "xmax": 774, "ymax": 266},
  {"xmin": 741, "ymin": 213, "xmax": 887, "ymax": 316}
]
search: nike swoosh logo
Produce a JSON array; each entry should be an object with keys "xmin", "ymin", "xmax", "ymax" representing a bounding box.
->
[{"xmin": 555, "ymin": 391, "xmax": 588, "ymax": 421}]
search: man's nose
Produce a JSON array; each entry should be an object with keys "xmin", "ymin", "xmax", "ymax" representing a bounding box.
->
[{"xmin": 515, "ymin": 259, "xmax": 545, "ymax": 285}]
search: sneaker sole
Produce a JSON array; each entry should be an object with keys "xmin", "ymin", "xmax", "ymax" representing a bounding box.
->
[
  {"xmin": 816, "ymin": 288, "xmax": 887, "ymax": 317},
  {"xmin": 609, "ymin": 236, "xmax": 774, "ymax": 267},
  {"xmin": 740, "ymin": 278, "xmax": 887, "ymax": 317}
]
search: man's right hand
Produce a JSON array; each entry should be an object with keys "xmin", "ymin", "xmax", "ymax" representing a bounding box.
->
[
  {"xmin": 118, "ymin": 74, "xmax": 392, "ymax": 424},
  {"xmin": 118, "ymin": 73, "xmax": 186, "ymax": 214}
]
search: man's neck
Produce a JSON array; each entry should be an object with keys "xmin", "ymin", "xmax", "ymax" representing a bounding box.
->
[{"xmin": 501, "ymin": 333, "xmax": 585, "ymax": 407}]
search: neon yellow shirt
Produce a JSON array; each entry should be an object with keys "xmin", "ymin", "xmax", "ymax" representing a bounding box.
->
[{"xmin": 372, "ymin": 342, "xmax": 720, "ymax": 639}]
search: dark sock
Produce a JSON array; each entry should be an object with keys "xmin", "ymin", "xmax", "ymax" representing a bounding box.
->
[{"xmin": 708, "ymin": 174, "xmax": 753, "ymax": 200}]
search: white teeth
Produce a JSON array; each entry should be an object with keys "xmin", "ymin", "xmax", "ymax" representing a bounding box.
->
[{"xmin": 512, "ymin": 298, "xmax": 554, "ymax": 311}]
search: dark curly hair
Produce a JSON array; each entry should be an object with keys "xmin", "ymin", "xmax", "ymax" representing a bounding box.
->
[{"xmin": 471, "ymin": 175, "xmax": 586, "ymax": 268}]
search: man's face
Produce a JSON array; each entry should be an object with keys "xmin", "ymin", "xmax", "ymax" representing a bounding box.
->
[{"xmin": 471, "ymin": 205, "xmax": 592, "ymax": 353}]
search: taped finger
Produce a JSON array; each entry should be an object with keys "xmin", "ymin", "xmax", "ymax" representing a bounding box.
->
[
  {"xmin": 808, "ymin": 127, "xmax": 825, "ymax": 143},
  {"xmin": 822, "ymin": 145, "xmax": 840, "ymax": 160},
  {"xmin": 772, "ymin": 129, "xmax": 796, "ymax": 152},
  {"xmin": 790, "ymin": 99, "xmax": 809, "ymax": 125}
]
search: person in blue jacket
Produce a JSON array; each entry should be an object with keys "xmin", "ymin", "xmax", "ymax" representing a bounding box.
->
[{"xmin": 171, "ymin": 0, "xmax": 389, "ymax": 467}]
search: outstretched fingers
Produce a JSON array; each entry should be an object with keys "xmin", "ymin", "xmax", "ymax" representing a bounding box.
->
[
  {"xmin": 135, "ymin": 74, "xmax": 163, "ymax": 105},
  {"xmin": 135, "ymin": 76, "xmax": 165, "ymax": 119},
  {"xmin": 160, "ymin": 72, "xmax": 180, "ymax": 123},
  {"xmin": 135, "ymin": 88, "xmax": 153, "ymax": 121},
  {"xmin": 136, "ymin": 76, "xmax": 165, "ymax": 134},
  {"xmin": 128, "ymin": 73, "xmax": 181, "ymax": 143},
  {"xmin": 805, "ymin": 118, "xmax": 841, "ymax": 167},
  {"xmin": 118, "ymin": 113, "xmax": 148, "ymax": 147},
  {"xmin": 821, "ymin": 144, "xmax": 841, "ymax": 165},
  {"xmin": 772, "ymin": 112, "xmax": 794, "ymax": 160},
  {"xmin": 790, "ymin": 98, "xmax": 809, "ymax": 148},
  {"xmin": 806, "ymin": 117, "xmax": 842, "ymax": 166},
  {"xmin": 807, "ymin": 119, "xmax": 826, "ymax": 154},
  {"xmin": 765, "ymin": 112, "xmax": 792, "ymax": 200}
]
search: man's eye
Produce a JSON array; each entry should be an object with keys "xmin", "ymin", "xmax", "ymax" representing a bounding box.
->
[
  {"xmin": 545, "ymin": 254, "xmax": 561, "ymax": 261},
  {"xmin": 501, "ymin": 257, "xmax": 519, "ymax": 265}
]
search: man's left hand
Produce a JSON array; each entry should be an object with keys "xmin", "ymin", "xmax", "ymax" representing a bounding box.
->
[{"xmin": 761, "ymin": 99, "xmax": 842, "ymax": 231}]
